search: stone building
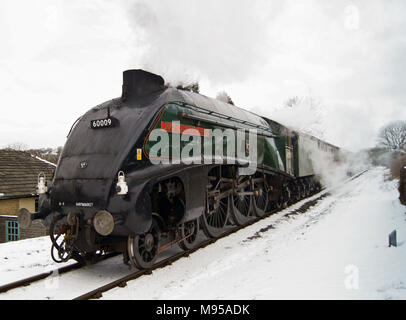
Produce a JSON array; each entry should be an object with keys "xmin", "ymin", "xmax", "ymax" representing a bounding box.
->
[{"xmin": 0, "ymin": 149, "xmax": 55, "ymax": 243}]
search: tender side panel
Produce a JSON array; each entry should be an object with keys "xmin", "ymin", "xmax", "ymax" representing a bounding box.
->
[
  {"xmin": 297, "ymin": 134, "xmax": 317, "ymax": 177},
  {"xmin": 297, "ymin": 133, "xmax": 340, "ymax": 178}
]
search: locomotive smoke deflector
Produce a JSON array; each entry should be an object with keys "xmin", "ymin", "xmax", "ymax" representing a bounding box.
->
[{"xmin": 121, "ymin": 69, "xmax": 165, "ymax": 101}]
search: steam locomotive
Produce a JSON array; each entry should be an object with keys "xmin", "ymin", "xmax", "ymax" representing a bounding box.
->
[{"xmin": 18, "ymin": 69, "xmax": 340, "ymax": 269}]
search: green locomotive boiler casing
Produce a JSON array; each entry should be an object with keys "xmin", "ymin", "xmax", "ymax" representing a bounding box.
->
[{"xmin": 142, "ymin": 89, "xmax": 287, "ymax": 174}]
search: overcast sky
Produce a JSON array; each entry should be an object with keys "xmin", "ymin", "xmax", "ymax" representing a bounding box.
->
[{"xmin": 0, "ymin": 0, "xmax": 405, "ymax": 151}]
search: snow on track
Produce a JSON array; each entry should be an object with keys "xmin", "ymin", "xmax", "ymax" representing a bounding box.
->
[
  {"xmin": 0, "ymin": 253, "xmax": 133, "ymax": 300},
  {"xmin": 0, "ymin": 236, "xmax": 76, "ymax": 287},
  {"xmin": 0, "ymin": 167, "xmax": 404, "ymax": 300},
  {"xmin": 101, "ymin": 167, "xmax": 406, "ymax": 300}
]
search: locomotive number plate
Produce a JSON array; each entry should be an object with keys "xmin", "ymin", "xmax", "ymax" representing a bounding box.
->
[{"xmin": 90, "ymin": 117, "xmax": 117, "ymax": 129}]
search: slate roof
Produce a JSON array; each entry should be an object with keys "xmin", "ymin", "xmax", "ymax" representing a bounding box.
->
[{"xmin": 0, "ymin": 150, "xmax": 56, "ymax": 199}]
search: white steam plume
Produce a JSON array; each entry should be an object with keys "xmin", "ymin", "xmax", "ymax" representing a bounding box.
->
[
  {"xmin": 125, "ymin": 0, "xmax": 277, "ymax": 85},
  {"xmin": 296, "ymin": 133, "xmax": 371, "ymax": 189}
]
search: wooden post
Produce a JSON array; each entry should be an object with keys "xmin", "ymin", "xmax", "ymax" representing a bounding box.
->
[
  {"xmin": 389, "ymin": 230, "xmax": 397, "ymax": 247},
  {"xmin": 399, "ymin": 166, "xmax": 406, "ymax": 206}
]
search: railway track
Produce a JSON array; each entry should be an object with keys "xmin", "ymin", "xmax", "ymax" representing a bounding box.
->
[
  {"xmin": 74, "ymin": 194, "xmax": 328, "ymax": 299},
  {"xmin": 75, "ymin": 169, "xmax": 368, "ymax": 300},
  {"xmin": 0, "ymin": 170, "xmax": 367, "ymax": 299},
  {"xmin": 0, "ymin": 252, "xmax": 118, "ymax": 294}
]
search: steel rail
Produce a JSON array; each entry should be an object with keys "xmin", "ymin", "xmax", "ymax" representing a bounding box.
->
[
  {"xmin": 74, "ymin": 193, "xmax": 325, "ymax": 300},
  {"xmin": 74, "ymin": 170, "xmax": 369, "ymax": 300},
  {"xmin": 2, "ymin": 170, "xmax": 367, "ymax": 299},
  {"xmin": 0, "ymin": 252, "xmax": 118, "ymax": 294}
]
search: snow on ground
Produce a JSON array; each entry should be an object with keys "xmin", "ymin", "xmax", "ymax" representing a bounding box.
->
[
  {"xmin": 0, "ymin": 236, "xmax": 75, "ymax": 287},
  {"xmin": 0, "ymin": 236, "xmax": 179, "ymax": 299},
  {"xmin": 0, "ymin": 246, "xmax": 134, "ymax": 299},
  {"xmin": 0, "ymin": 166, "xmax": 405, "ymax": 299},
  {"xmin": 102, "ymin": 167, "xmax": 406, "ymax": 300}
]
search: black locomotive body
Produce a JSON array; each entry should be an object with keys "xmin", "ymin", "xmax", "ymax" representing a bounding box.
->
[{"xmin": 18, "ymin": 69, "xmax": 339, "ymax": 268}]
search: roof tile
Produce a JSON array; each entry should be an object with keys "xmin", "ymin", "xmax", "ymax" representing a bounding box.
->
[{"xmin": 0, "ymin": 150, "xmax": 55, "ymax": 198}]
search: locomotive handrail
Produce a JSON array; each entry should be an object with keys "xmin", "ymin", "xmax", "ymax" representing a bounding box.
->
[
  {"xmin": 178, "ymin": 111, "xmax": 277, "ymax": 139},
  {"xmin": 170, "ymin": 101, "xmax": 271, "ymax": 130},
  {"xmin": 66, "ymin": 116, "xmax": 83, "ymax": 138},
  {"xmin": 170, "ymin": 101, "xmax": 277, "ymax": 138}
]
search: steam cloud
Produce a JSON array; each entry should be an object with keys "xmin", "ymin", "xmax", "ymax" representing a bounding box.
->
[
  {"xmin": 126, "ymin": 0, "xmax": 276, "ymax": 85},
  {"xmin": 125, "ymin": 0, "xmax": 406, "ymax": 153}
]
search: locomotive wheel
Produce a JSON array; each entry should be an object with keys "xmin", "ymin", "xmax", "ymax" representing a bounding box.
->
[
  {"xmin": 201, "ymin": 172, "xmax": 230, "ymax": 238},
  {"xmin": 282, "ymin": 185, "xmax": 290, "ymax": 208},
  {"xmin": 308, "ymin": 181, "xmax": 315, "ymax": 194},
  {"xmin": 201, "ymin": 194, "xmax": 229, "ymax": 238},
  {"xmin": 292, "ymin": 182, "xmax": 300, "ymax": 202},
  {"xmin": 299, "ymin": 183, "xmax": 306, "ymax": 199},
  {"xmin": 275, "ymin": 197, "xmax": 283, "ymax": 209},
  {"xmin": 127, "ymin": 219, "xmax": 160, "ymax": 269},
  {"xmin": 304, "ymin": 180, "xmax": 311, "ymax": 197},
  {"xmin": 179, "ymin": 219, "xmax": 199, "ymax": 251},
  {"xmin": 230, "ymin": 176, "xmax": 253, "ymax": 226},
  {"xmin": 253, "ymin": 176, "xmax": 268, "ymax": 217}
]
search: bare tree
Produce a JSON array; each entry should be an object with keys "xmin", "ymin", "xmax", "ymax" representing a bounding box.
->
[
  {"xmin": 285, "ymin": 96, "xmax": 299, "ymax": 108},
  {"xmin": 281, "ymin": 95, "xmax": 325, "ymax": 139},
  {"xmin": 165, "ymin": 81, "xmax": 200, "ymax": 93},
  {"xmin": 377, "ymin": 120, "xmax": 406, "ymax": 151},
  {"xmin": 5, "ymin": 142, "xmax": 29, "ymax": 151},
  {"xmin": 3, "ymin": 143, "xmax": 63, "ymax": 164},
  {"xmin": 26, "ymin": 146, "xmax": 63, "ymax": 164},
  {"xmin": 216, "ymin": 91, "xmax": 234, "ymax": 105},
  {"xmin": 176, "ymin": 82, "xmax": 199, "ymax": 93}
]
